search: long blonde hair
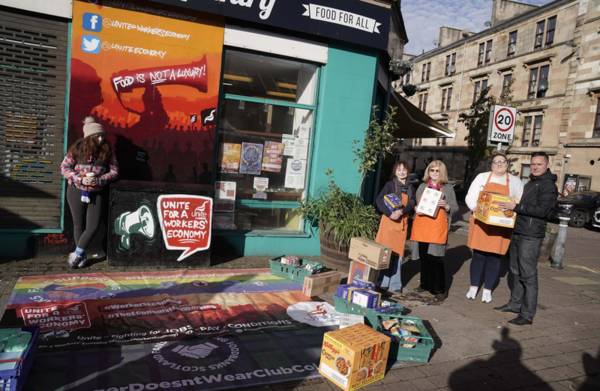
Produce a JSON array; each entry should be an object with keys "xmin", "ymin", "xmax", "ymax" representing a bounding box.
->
[{"xmin": 423, "ymin": 160, "xmax": 449, "ymax": 184}]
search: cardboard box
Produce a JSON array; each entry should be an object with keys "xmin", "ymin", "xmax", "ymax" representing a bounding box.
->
[
  {"xmin": 383, "ymin": 193, "xmax": 402, "ymax": 213},
  {"xmin": 415, "ymin": 187, "xmax": 443, "ymax": 217},
  {"xmin": 319, "ymin": 323, "xmax": 390, "ymax": 391},
  {"xmin": 350, "ymin": 290, "xmax": 381, "ymax": 309},
  {"xmin": 303, "ymin": 271, "xmax": 342, "ymax": 298},
  {"xmin": 348, "ymin": 238, "xmax": 390, "ymax": 270},
  {"xmin": 348, "ymin": 260, "xmax": 379, "ymax": 285},
  {"xmin": 474, "ymin": 191, "xmax": 516, "ymax": 228}
]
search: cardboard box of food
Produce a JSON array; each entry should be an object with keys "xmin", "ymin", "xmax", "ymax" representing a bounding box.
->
[
  {"xmin": 348, "ymin": 260, "xmax": 379, "ymax": 285},
  {"xmin": 319, "ymin": 323, "xmax": 390, "ymax": 391},
  {"xmin": 303, "ymin": 271, "xmax": 342, "ymax": 298},
  {"xmin": 348, "ymin": 238, "xmax": 390, "ymax": 270},
  {"xmin": 474, "ymin": 191, "xmax": 516, "ymax": 228},
  {"xmin": 350, "ymin": 290, "xmax": 381, "ymax": 309}
]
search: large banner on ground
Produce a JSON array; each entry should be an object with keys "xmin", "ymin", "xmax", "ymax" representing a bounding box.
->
[
  {"xmin": 5, "ymin": 269, "xmax": 336, "ymax": 390},
  {"xmin": 70, "ymin": 1, "xmax": 224, "ymax": 184}
]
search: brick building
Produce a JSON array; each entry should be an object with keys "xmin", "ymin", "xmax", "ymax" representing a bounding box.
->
[{"xmin": 398, "ymin": 0, "xmax": 600, "ymax": 193}]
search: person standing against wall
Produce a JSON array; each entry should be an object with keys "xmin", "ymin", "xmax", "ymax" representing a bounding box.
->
[
  {"xmin": 61, "ymin": 117, "xmax": 118, "ymax": 268},
  {"xmin": 465, "ymin": 151, "xmax": 523, "ymax": 303},
  {"xmin": 374, "ymin": 160, "xmax": 415, "ymax": 295},
  {"xmin": 410, "ymin": 160, "xmax": 458, "ymax": 302},
  {"xmin": 495, "ymin": 152, "xmax": 558, "ymax": 325}
]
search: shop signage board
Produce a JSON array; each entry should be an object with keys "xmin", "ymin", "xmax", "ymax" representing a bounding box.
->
[
  {"xmin": 70, "ymin": 1, "xmax": 224, "ymax": 184},
  {"xmin": 487, "ymin": 105, "xmax": 516, "ymax": 147},
  {"xmin": 148, "ymin": 0, "xmax": 390, "ymax": 50}
]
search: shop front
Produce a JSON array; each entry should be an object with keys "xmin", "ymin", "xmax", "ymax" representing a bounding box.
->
[{"xmin": 1, "ymin": 0, "xmax": 403, "ymax": 261}]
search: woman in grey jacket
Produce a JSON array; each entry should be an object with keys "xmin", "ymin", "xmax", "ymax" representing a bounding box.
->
[{"xmin": 410, "ymin": 160, "xmax": 458, "ymax": 301}]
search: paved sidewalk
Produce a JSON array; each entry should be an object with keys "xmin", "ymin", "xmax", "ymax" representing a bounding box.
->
[{"xmin": 1, "ymin": 227, "xmax": 599, "ymax": 390}]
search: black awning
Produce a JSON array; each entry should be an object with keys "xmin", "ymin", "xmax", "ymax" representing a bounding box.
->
[{"xmin": 390, "ymin": 91, "xmax": 454, "ymax": 138}]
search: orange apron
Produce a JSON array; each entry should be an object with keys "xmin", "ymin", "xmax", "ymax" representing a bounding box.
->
[
  {"xmin": 410, "ymin": 189, "xmax": 448, "ymax": 245},
  {"xmin": 375, "ymin": 193, "xmax": 409, "ymax": 256},
  {"xmin": 467, "ymin": 173, "xmax": 513, "ymax": 255}
]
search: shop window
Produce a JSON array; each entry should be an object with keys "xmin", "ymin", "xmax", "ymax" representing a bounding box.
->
[
  {"xmin": 535, "ymin": 16, "xmax": 557, "ymax": 49},
  {"xmin": 522, "ymin": 114, "xmax": 543, "ymax": 147},
  {"xmin": 528, "ymin": 64, "xmax": 549, "ymax": 99},
  {"xmin": 473, "ymin": 78, "xmax": 488, "ymax": 104},
  {"xmin": 507, "ymin": 31, "xmax": 517, "ymax": 57},
  {"xmin": 445, "ymin": 53, "xmax": 456, "ymax": 76},
  {"xmin": 441, "ymin": 86, "xmax": 452, "ymax": 112},
  {"xmin": 216, "ymin": 49, "xmax": 318, "ymax": 232},
  {"xmin": 593, "ymin": 98, "xmax": 600, "ymax": 138}
]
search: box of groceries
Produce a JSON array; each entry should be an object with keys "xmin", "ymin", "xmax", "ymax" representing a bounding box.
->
[
  {"xmin": 415, "ymin": 187, "xmax": 443, "ymax": 217},
  {"xmin": 303, "ymin": 271, "xmax": 342, "ymax": 298},
  {"xmin": 474, "ymin": 191, "xmax": 516, "ymax": 228},
  {"xmin": 348, "ymin": 238, "xmax": 391, "ymax": 270},
  {"xmin": 319, "ymin": 324, "xmax": 390, "ymax": 391}
]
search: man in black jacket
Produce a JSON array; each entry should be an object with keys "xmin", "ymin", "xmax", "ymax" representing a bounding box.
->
[{"xmin": 495, "ymin": 152, "xmax": 558, "ymax": 325}]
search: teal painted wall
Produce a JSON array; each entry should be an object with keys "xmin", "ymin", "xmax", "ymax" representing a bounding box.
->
[{"xmin": 229, "ymin": 44, "xmax": 378, "ymax": 256}]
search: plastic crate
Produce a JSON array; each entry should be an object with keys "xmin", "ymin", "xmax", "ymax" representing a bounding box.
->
[
  {"xmin": 0, "ymin": 327, "xmax": 38, "ymax": 391},
  {"xmin": 371, "ymin": 314, "xmax": 434, "ymax": 363},
  {"xmin": 268, "ymin": 257, "xmax": 324, "ymax": 284},
  {"xmin": 333, "ymin": 296, "xmax": 405, "ymax": 324}
]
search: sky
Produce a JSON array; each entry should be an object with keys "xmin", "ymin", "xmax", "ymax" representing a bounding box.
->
[{"xmin": 402, "ymin": 0, "xmax": 555, "ymax": 55}]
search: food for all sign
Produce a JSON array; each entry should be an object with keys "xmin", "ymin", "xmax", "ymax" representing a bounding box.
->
[{"xmin": 488, "ymin": 105, "xmax": 516, "ymax": 145}]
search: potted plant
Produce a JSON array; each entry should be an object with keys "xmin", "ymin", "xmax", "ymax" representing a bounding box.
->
[{"xmin": 300, "ymin": 175, "xmax": 379, "ymax": 272}]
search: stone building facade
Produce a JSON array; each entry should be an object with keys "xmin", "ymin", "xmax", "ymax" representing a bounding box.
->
[{"xmin": 398, "ymin": 0, "xmax": 600, "ymax": 193}]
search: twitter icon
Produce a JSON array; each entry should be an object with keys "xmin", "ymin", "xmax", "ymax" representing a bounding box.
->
[{"xmin": 81, "ymin": 35, "xmax": 101, "ymax": 54}]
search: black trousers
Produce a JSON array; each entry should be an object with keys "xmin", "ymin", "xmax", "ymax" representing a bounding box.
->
[
  {"xmin": 507, "ymin": 234, "xmax": 543, "ymax": 321},
  {"xmin": 66, "ymin": 186, "xmax": 105, "ymax": 251},
  {"xmin": 418, "ymin": 242, "xmax": 446, "ymax": 294}
]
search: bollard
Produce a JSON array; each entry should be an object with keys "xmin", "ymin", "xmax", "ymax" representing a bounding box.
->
[{"xmin": 550, "ymin": 203, "xmax": 572, "ymax": 269}]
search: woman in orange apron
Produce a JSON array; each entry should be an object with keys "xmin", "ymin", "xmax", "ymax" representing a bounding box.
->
[
  {"xmin": 465, "ymin": 151, "xmax": 524, "ymax": 303},
  {"xmin": 375, "ymin": 161, "xmax": 415, "ymax": 294},
  {"xmin": 410, "ymin": 160, "xmax": 458, "ymax": 301}
]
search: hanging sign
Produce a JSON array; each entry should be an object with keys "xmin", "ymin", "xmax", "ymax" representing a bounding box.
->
[{"xmin": 488, "ymin": 105, "xmax": 516, "ymax": 146}]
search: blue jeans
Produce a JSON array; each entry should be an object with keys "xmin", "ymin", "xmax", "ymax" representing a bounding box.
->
[{"xmin": 379, "ymin": 256, "xmax": 402, "ymax": 292}]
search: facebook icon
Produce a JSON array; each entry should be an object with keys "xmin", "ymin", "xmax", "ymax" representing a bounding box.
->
[{"xmin": 83, "ymin": 13, "xmax": 102, "ymax": 32}]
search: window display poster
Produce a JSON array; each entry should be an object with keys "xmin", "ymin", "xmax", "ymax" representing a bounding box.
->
[
  {"xmin": 253, "ymin": 177, "xmax": 269, "ymax": 200},
  {"xmin": 214, "ymin": 181, "xmax": 236, "ymax": 212},
  {"xmin": 220, "ymin": 143, "xmax": 241, "ymax": 173},
  {"xmin": 296, "ymin": 125, "xmax": 310, "ymax": 139},
  {"xmin": 70, "ymin": 1, "xmax": 224, "ymax": 184},
  {"xmin": 261, "ymin": 141, "xmax": 284, "ymax": 173},
  {"xmin": 240, "ymin": 142, "xmax": 264, "ymax": 175},
  {"xmin": 284, "ymin": 158, "xmax": 306, "ymax": 189},
  {"xmin": 292, "ymin": 137, "xmax": 309, "ymax": 159},
  {"xmin": 282, "ymin": 134, "xmax": 295, "ymax": 156},
  {"xmin": 416, "ymin": 188, "xmax": 443, "ymax": 217}
]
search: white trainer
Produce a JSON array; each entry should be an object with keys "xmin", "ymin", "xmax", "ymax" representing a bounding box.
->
[
  {"xmin": 466, "ymin": 286, "xmax": 478, "ymax": 300},
  {"xmin": 482, "ymin": 289, "xmax": 492, "ymax": 303},
  {"xmin": 67, "ymin": 252, "xmax": 79, "ymax": 269}
]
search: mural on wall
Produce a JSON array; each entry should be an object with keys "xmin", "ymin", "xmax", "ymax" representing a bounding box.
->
[{"xmin": 70, "ymin": 1, "xmax": 224, "ymax": 184}]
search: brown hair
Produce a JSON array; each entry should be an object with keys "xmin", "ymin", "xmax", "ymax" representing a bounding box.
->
[
  {"xmin": 389, "ymin": 160, "xmax": 411, "ymax": 179},
  {"xmin": 422, "ymin": 160, "xmax": 449, "ymax": 184},
  {"xmin": 69, "ymin": 135, "xmax": 112, "ymax": 165},
  {"xmin": 490, "ymin": 151, "xmax": 508, "ymax": 162}
]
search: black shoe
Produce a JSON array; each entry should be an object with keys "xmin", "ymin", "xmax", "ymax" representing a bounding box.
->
[
  {"xmin": 413, "ymin": 287, "xmax": 426, "ymax": 293},
  {"xmin": 433, "ymin": 292, "xmax": 448, "ymax": 302},
  {"xmin": 508, "ymin": 316, "xmax": 532, "ymax": 326},
  {"xmin": 76, "ymin": 256, "xmax": 90, "ymax": 269},
  {"xmin": 494, "ymin": 304, "xmax": 520, "ymax": 314}
]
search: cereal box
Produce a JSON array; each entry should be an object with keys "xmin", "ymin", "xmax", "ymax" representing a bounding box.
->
[
  {"xmin": 474, "ymin": 191, "xmax": 516, "ymax": 228},
  {"xmin": 415, "ymin": 187, "xmax": 443, "ymax": 217},
  {"xmin": 348, "ymin": 260, "xmax": 379, "ymax": 285},
  {"xmin": 319, "ymin": 323, "xmax": 390, "ymax": 391}
]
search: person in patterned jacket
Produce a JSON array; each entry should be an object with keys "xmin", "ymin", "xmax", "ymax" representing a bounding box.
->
[{"xmin": 61, "ymin": 116, "xmax": 118, "ymax": 268}]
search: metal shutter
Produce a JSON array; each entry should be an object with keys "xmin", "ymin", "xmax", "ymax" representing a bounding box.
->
[{"xmin": 0, "ymin": 9, "xmax": 68, "ymax": 230}]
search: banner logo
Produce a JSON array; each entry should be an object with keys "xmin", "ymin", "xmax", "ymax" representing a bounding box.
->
[
  {"xmin": 81, "ymin": 35, "xmax": 101, "ymax": 54},
  {"xmin": 83, "ymin": 13, "xmax": 103, "ymax": 32},
  {"xmin": 302, "ymin": 4, "xmax": 381, "ymax": 34},
  {"xmin": 157, "ymin": 195, "xmax": 213, "ymax": 261},
  {"xmin": 152, "ymin": 337, "xmax": 239, "ymax": 373}
]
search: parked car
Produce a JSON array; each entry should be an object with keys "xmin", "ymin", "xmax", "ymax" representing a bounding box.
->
[
  {"xmin": 556, "ymin": 191, "xmax": 600, "ymax": 228},
  {"xmin": 593, "ymin": 207, "xmax": 600, "ymax": 229}
]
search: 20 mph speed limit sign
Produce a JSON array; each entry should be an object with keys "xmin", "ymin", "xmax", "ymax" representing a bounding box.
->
[{"xmin": 488, "ymin": 105, "xmax": 516, "ymax": 145}]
